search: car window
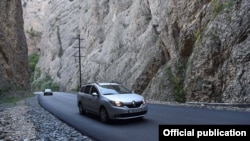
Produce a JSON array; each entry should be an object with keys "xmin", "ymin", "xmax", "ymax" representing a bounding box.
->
[
  {"xmin": 80, "ymin": 86, "xmax": 85, "ymax": 92},
  {"xmin": 90, "ymin": 86, "xmax": 99, "ymax": 95},
  {"xmin": 84, "ymin": 85, "xmax": 91, "ymax": 94},
  {"xmin": 98, "ymin": 84, "xmax": 131, "ymax": 95},
  {"xmin": 45, "ymin": 89, "xmax": 52, "ymax": 92}
]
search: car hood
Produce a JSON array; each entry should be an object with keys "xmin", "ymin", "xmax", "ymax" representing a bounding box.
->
[{"xmin": 104, "ymin": 94, "xmax": 144, "ymax": 102}]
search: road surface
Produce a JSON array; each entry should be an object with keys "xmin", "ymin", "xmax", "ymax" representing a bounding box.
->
[{"xmin": 38, "ymin": 92, "xmax": 250, "ymax": 141}]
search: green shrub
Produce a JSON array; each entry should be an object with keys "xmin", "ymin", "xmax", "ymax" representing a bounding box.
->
[
  {"xmin": 32, "ymin": 75, "xmax": 60, "ymax": 91},
  {"xmin": 29, "ymin": 53, "xmax": 39, "ymax": 72},
  {"xmin": 29, "ymin": 53, "xmax": 40, "ymax": 82},
  {"xmin": 223, "ymin": 0, "xmax": 234, "ymax": 9},
  {"xmin": 166, "ymin": 66, "xmax": 186, "ymax": 103},
  {"xmin": 0, "ymin": 92, "xmax": 34, "ymax": 105},
  {"xmin": 41, "ymin": 80, "xmax": 59, "ymax": 91},
  {"xmin": 212, "ymin": 0, "xmax": 223, "ymax": 17},
  {"xmin": 212, "ymin": 0, "xmax": 234, "ymax": 18}
]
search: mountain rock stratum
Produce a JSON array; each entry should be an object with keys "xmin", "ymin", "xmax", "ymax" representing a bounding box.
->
[
  {"xmin": 21, "ymin": 0, "xmax": 250, "ymax": 103},
  {"xmin": 0, "ymin": 0, "xmax": 30, "ymax": 95}
]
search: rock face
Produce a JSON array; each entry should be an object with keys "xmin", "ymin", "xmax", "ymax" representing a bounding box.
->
[
  {"xmin": 0, "ymin": 0, "xmax": 30, "ymax": 94},
  {"xmin": 22, "ymin": 0, "xmax": 45, "ymax": 54},
  {"xmin": 33, "ymin": 0, "xmax": 249, "ymax": 103}
]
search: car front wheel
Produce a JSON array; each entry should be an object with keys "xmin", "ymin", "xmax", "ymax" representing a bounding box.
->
[{"xmin": 99, "ymin": 107, "xmax": 109, "ymax": 123}]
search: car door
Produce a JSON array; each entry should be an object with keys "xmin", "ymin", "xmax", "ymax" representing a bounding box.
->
[
  {"xmin": 82, "ymin": 85, "xmax": 92, "ymax": 111},
  {"xmin": 88, "ymin": 85, "xmax": 100, "ymax": 114}
]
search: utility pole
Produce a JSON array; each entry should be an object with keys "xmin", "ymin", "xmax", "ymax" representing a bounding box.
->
[{"xmin": 73, "ymin": 34, "xmax": 84, "ymax": 89}]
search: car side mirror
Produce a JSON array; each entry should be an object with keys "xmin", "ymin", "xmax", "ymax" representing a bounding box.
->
[{"xmin": 92, "ymin": 92, "xmax": 98, "ymax": 96}]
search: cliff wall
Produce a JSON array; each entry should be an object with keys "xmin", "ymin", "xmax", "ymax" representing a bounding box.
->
[
  {"xmin": 0, "ymin": 0, "xmax": 30, "ymax": 94},
  {"xmin": 32, "ymin": 0, "xmax": 249, "ymax": 103}
]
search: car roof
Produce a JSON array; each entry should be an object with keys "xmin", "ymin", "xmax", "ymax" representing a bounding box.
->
[
  {"xmin": 83, "ymin": 82, "xmax": 120, "ymax": 87},
  {"xmin": 97, "ymin": 82, "xmax": 119, "ymax": 85}
]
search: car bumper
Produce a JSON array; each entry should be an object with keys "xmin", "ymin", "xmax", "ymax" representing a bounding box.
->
[
  {"xmin": 107, "ymin": 104, "xmax": 148, "ymax": 120},
  {"xmin": 44, "ymin": 93, "xmax": 53, "ymax": 95}
]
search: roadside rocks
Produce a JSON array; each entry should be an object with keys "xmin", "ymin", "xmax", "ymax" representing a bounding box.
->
[
  {"xmin": 0, "ymin": 95, "xmax": 94, "ymax": 141},
  {"xmin": 0, "ymin": 103, "xmax": 36, "ymax": 141}
]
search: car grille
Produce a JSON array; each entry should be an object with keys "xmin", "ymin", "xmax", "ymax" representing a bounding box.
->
[
  {"xmin": 115, "ymin": 111, "xmax": 147, "ymax": 118},
  {"xmin": 125, "ymin": 101, "xmax": 143, "ymax": 108}
]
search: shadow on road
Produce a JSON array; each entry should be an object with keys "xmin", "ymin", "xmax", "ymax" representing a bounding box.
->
[{"xmin": 79, "ymin": 112, "xmax": 150, "ymax": 126}]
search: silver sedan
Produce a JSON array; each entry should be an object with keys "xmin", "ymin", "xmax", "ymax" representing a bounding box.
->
[{"xmin": 77, "ymin": 82, "xmax": 148, "ymax": 123}]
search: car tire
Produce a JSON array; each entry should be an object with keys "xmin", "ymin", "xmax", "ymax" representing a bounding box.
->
[
  {"xmin": 99, "ymin": 107, "xmax": 109, "ymax": 123},
  {"xmin": 78, "ymin": 103, "xmax": 85, "ymax": 115}
]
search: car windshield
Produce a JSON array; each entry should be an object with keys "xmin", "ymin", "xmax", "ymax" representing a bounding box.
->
[
  {"xmin": 98, "ymin": 84, "xmax": 132, "ymax": 95},
  {"xmin": 45, "ymin": 89, "xmax": 51, "ymax": 92}
]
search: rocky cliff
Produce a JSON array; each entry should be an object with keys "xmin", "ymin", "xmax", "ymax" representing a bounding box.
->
[
  {"xmin": 22, "ymin": 0, "xmax": 45, "ymax": 54},
  {"xmin": 31, "ymin": 0, "xmax": 249, "ymax": 103},
  {"xmin": 0, "ymin": 0, "xmax": 30, "ymax": 94}
]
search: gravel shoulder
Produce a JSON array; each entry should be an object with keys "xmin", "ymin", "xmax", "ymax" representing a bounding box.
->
[
  {"xmin": 147, "ymin": 100, "xmax": 250, "ymax": 112},
  {"xmin": 1, "ymin": 94, "xmax": 249, "ymax": 141},
  {"xmin": 0, "ymin": 95, "xmax": 94, "ymax": 141}
]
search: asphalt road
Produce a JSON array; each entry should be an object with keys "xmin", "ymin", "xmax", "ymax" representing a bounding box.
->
[{"xmin": 38, "ymin": 92, "xmax": 250, "ymax": 141}]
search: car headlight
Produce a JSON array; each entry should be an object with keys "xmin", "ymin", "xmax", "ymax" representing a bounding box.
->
[{"xmin": 111, "ymin": 100, "xmax": 123, "ymax": 107}]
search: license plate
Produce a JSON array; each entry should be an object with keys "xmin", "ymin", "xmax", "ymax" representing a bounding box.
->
[{"xmin": 129, "ymin": 108, "xmax": 143, "ymax": 113}]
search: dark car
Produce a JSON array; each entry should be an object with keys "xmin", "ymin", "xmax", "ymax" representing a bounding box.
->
[
  {"xmin": 44, "ymin": 88, "xmax": 53, "ymax": 96},
  {"xmin": 77, "ymin": 82, "xmax": 148, "ymax": 123}
]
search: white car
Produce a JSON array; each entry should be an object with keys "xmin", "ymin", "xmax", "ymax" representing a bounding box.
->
[
  {"xmin": 77, "ymin": 82, "xmax": 148, "ymax": 123},
  {"xmin": 44, "ymin": 88, "xmax": 53, "ymax": 96}
]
